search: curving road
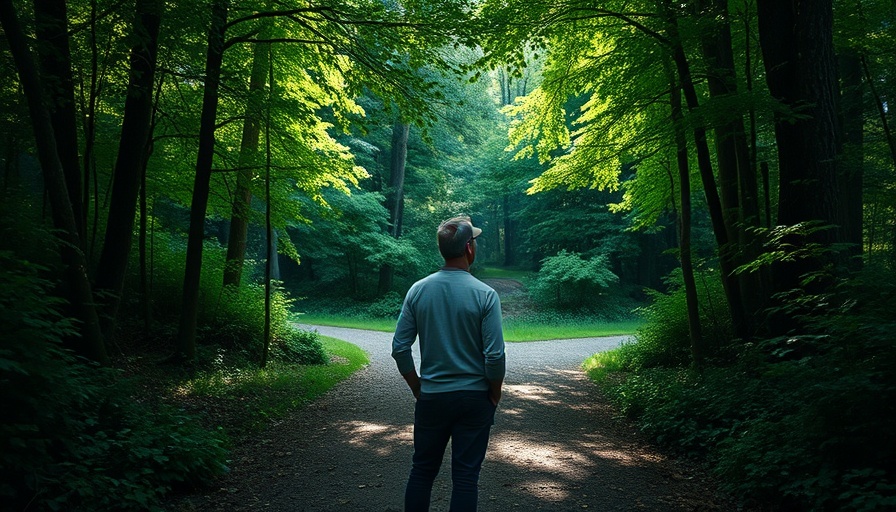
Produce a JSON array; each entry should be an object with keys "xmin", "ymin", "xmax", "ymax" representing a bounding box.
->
[{"xmin": 175, "ymin": 326, "xmax": 738, "ymax": 511}]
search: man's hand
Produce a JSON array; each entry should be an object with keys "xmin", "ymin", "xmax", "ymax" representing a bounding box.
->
[
  {"xmin": 489, "ymin": 379, "xmax": 503, "ymax": 406},
  {"xmin": 401, "ymin": 370, "xmax": 421, "ymax": 400}
]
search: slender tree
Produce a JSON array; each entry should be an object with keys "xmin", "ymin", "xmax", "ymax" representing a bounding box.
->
[
  {"xmin": 0, "ymin": 0, "xmax": 108, "ymax": 364},
  {"xmin": 223, "ymin": 35, "xmax": 270, "ymax": 288},
  {"xmin": 94, "ymin": 0, "xmax": 162, "ymax": 337},
  {"xmin": 667, "ymin": 65, "xmax": 703, "ymax": 368},
  {"xmin": 174, "ymin": 0, "xmax": 229, "ymax": 362},
  {"xmin": 377, "ymin": 120, "xmax": 409, "ymax": 294},
  {"xmin": 33, "ymin": 0, "xmax": 84, "ymax": 238}
]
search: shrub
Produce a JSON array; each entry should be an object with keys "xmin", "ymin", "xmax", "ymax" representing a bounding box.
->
[
  {"xmin": 624, "ymin": 267, "xmax": 732, "ymax": 370},
  {"xmin": 529, "ymin": 250, "xmax": 619, "ymax": 310},
  {"xmin": 592, "ymin": 263, "xmax": 896, "ymax": 511},
  {"xmin": 273, "ymin": 328, "xmax": 328, "ymax": 365},
  {"xmin": 366, "ymin": 291, "xmax": 404, "ymax": 318},
  {"xmin": 0, "ymin": 252, "xmax": 228, "ymax": 511}
]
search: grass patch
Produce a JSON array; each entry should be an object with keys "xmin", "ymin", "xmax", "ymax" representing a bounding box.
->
[
  {"xmin": 475, "ymin": 266, "xmax": 534, "ymax": 280},
  {"xmin": 582, "ymin": 345, "xmax": 630, "ymax": 382},
  {"xmin": 294, "ymin": 312, "xmax": 641, "ymax": 342},
  {"xmin": 171, "ymin": 336, "xmax": 369, "ymax": 441},
  {"xmin": 503, "ymin": 318, "xmax": 641, "ymax": 341},
  {"xmin": 294, "ymin": 313, "xmax": 397, "ymax": 332}
]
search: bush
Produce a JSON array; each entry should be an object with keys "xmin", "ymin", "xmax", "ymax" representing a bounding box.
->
[
  {"xmin": 592, "ymin": 263, "xmax": 896, "ymax": 511},
  {"xmin": 366, "ymin": 291, "xmax": 404, "ymax": 318},
  {"xmin": 529, "ymin": 250, "xmax": 619, "ymax": 310},
  {"xmin": 0, "ymin": 252, "xmax": 228, "ymax": 511},
  {"xmin": 623, "ymin": 268, "xmax": 732, "ymax": 370},
  {"xmin": 273, "ymin": 328, "xmax": 328, "ymax": 365}
]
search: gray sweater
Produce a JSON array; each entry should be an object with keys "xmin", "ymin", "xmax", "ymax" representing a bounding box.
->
[{"xmin": 392, "ymin": 268, "xmax": 506, "ymax": 394}]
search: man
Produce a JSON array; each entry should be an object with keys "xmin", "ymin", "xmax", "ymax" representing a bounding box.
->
[{"xmin": 392, "ymin": 216, "xmax": 506, "ymax": 512}]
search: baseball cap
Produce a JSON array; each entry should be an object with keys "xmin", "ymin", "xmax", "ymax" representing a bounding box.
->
[{"xmin": 438, "ymin": 217, "xmax": 482, "ymax": 258}]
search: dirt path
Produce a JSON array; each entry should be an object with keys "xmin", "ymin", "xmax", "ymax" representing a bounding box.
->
[{"xmin": 172, "ymin": 326, "xmax": 740, "ymax": 511}]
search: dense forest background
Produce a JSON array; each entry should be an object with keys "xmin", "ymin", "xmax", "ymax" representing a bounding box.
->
[{"xmin": 2, "ymin": 0, "xmax": 895, "ymax": 510}]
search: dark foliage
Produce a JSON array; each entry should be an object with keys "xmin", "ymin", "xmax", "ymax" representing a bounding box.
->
[
  {"xmin": 0, "ymin": 252, "xmax": 229, "ymax": 511},
  {"xmin": 599, "ymin": 265, "xmax": 896, "ymax": 511}
]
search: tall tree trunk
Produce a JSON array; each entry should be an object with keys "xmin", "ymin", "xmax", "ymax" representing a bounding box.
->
[
  {"xmin": 860, "ymin": 56, "xmax": 896, "ymax": 171},
  {"xmin": 33, "ymin": 0, "xmax": 84, "ymax": 239},
  {"xmin": 0, "ymin": 0, "xmax": 108, "ymax": 364},
  {"xmin": 261, "ymin": 51, "xmax": 273, "ymax": 368},
  {"xmin": 757, "ymin": 0, "xmax": 843, "ymax": 319},
  {"xmin": 669, "ymin": 70, "xmax": 703, "ymax": 368},
  {"xmin": 94, "ymin": 0, "xmax": 162, "ymax": 337},
  {"xmin": 82, "ymin": 0, "xmax": 100, "ymax": 240},
  {"xmin": 698, "ymin": 0, "xmax": 763, "ymax": 337},
  {"xmin": 839, "ymin": 51, "xmax": 864, "ymax": 266},
  {"xmin": 224, "ymin": 36, "xmax": 270, "ymax": 287},
  {"xmin": 174, "ymin": 0, "xmax": 228, "ymax": 362},
  {"xmin": 662, "ymin": 1, "xmax": 749, "ymax": 340},
  {"xmin": 503, "ymin": 194, "xmax": 516, "ymax": 266},
  {"xmin": 378, "ymin": 121, "xmax": 409, "ymax": 295}
]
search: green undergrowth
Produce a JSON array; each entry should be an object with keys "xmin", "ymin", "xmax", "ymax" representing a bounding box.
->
[
  {"xmin": 173, "ymin": 336, "xmax": 369, "ymax": 441},
  {"xmin": 294, "ymin": 312, "xmax": 640, "ymax": 342},
  {"xmin": 583, "ymin": 268, "xmax": 896, "ymax": 511}
]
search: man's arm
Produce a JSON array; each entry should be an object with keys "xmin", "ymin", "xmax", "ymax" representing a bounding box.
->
[
  {"xmin": 392, "ymin": 292, "xmax": 420, "ymax": 398},
  {"xmin": 482, "ymin": 291, "xmax": 506, "ymax": 406}
]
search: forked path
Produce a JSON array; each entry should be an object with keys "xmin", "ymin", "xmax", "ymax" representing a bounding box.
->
[{"xmin": 176, "ymin": 326, "xmax": 740, "ymax": 511}]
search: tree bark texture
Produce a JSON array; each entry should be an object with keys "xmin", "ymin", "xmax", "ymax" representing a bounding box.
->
[
  {"xmin": 94, "ymin": 0, "xmax": 162, "ymax": 338},
  {"xmin": 33, "ymin": 0, "xmax": 84, "ymax": 239},
  {"xmin": 0, "ymin": 0, "xmax": 108, "ymax": 364},
  {"xmin": 224, "ymin": 38, "xmax": 270, "ymax": 287},
  {"xmin": 175, "ymin": 0, "xmax": 229, "ymax": 362},
  {"xmin": 697, "ymin": 0, "xmax": 763, "ymax": 336},
  {"xmin": 839, "ymin": 51, "xmax": 864, "ymax": 265},
  {"xmin": 662, "ymin": 2, "xmax": 749, "ymax": 340},
  {"xmin": 378, "ymin": 121, "xmax": 409, "ymax": 295},
  {"xmin": 669, "ymin": 73, "xmax": 703, "ymax": 367},
  {"xmin": 503, "ymin": 194, "xmax": 516, "ymax": 266},
  {"xmin": 757, "ymin": 0, "xmax": 843, "ymax": 300}
]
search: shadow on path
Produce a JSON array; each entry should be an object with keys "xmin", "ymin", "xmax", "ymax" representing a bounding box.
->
[{"xmin": 173, "ymin": 326, "xmax": 737, "ymax": 512}]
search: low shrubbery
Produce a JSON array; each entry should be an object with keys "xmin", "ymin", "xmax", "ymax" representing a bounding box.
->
[
  {"xmin": 0, "ymin": 253, "xmax": 228, "ymax": 511},
  {"xmin": 585, "ymin": 266, "xmax": 896, "ymax": 511},
  {"xmin": 529, "ymin": 250, "xmax": 620, "ymax": 311}
]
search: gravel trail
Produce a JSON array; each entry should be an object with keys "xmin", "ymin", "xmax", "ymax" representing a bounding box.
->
[{"xmin": 174, "ymin": 325, "xmax": 739, "ymax": 512}]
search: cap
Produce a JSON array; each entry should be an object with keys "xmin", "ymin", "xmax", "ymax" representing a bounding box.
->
[{"xmin": 437, "ymin": 217, "xmax": 482, "ymax": 258}]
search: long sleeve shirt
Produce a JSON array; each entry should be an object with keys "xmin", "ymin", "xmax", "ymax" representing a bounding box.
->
[{"xmin": 391, "ymin": 268, "xmax": 506, "ymax": 394}]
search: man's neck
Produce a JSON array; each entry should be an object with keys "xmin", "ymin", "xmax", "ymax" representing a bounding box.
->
[{"xmin": 442, "ymin": 257, "xmax": 470, "ymax": 272}]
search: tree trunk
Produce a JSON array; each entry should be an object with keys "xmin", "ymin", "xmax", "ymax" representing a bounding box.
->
[
  {"xmin": 503, "ymin": 194, "xmax": 516, "ymax": 266},
  {"xmin": 839, "ymin": 51, "xmax": 864, "ymax": 266},
  {"xmin": 0, "ymin": 0, "xmax": 108, "ymax": 364},
  {"xmin": 261, "ymin": 52, "xmax": 273, "ymax": 368},
  {"xmin": 94, "ymin": 0, "xmax": 162, "ymax": 337},
  {"xmin": 757, "ymin": 0, "xmax": 843, "ymax": 316},
  {"xmin": 697, "ymin": 0, "xmax": 763, "ymax": 337},
  {"xmin": 224, "ymin": 36, "xmax": 270, "ymax": 287},
  {"xmin": 662, "ymin": 2, "xmax": 749, "ymax": 340},
  {"xmin": 174, "ymin": 0, "xmax": 228, "ymax": 362},
  {"xmin": 33, "ymin": 0, "xmax": 84, "ymax": 239},
  {"xmin": 669, "ymin": 71, "xmax": 703, "ymax": 368},
  {"xmin": 378, "ymin": 121, "xmax": 409, "ymax": 295}
]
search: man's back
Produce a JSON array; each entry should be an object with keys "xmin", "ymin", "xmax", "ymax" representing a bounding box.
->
[{"xmin": 392, "ymin": 269, "xmax": 505, "ymax": 394}]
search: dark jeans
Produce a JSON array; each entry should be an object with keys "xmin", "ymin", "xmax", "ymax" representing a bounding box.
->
[{"xmin": 405, "ymin": 390, "xmax": 497, "ymax": 512}]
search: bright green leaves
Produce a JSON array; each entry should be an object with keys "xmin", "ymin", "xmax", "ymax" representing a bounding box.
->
[{"xmin": 504, "ymin": 88, "xmax": 570, "ymax": 165}]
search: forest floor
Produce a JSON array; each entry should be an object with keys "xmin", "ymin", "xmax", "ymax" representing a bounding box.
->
[{"xmin": 168, "ymin": 323, "xmax": 749, "ymax": 512}]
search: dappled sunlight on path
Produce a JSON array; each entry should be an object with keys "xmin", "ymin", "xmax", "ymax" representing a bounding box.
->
[{"xmin": 173, "ymin": 326, "xmax": 738, "ymax": 512}]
